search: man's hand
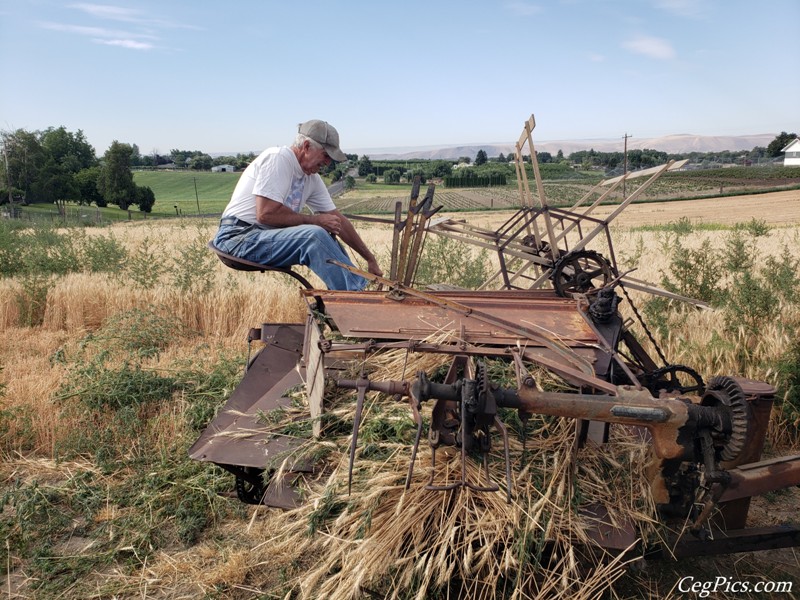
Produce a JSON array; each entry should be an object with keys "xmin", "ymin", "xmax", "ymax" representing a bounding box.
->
[
  {"xmin": 313, "ymin": 213, "xmax": 342, "ymax": 235},
  {"xmin": 367, "ymin": 257, "xmax": 383, "ymax": 278}
]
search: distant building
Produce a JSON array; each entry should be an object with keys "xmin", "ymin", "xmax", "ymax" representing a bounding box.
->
[
  {"xmin": 781, "ymin": 139, "xmax": 800, "ymax": 167},
  {"xmin": 212, "ymin": 164, "xmax": 236, "ymax": 173}
]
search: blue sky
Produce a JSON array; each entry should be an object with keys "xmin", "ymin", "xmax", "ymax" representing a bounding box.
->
[{"xmin": 1, "ymin": 0, "xmax": 798, "ymax": 156}]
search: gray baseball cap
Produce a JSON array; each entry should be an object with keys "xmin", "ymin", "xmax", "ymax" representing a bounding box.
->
[{"xmin": 298, "ymin": 119, "xmax": 348, "ymax": 162}]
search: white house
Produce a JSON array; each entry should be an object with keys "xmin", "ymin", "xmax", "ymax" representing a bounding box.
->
[
  {"xmin": 781, "ymin": 138, "xmax": 800, "ymax": 167},
  {"xmin": 212, "ymin": 164, "xmax": 236, "ymax": 173}
]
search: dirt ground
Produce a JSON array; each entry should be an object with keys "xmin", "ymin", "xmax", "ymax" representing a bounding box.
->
[
  {"xmin": 593, "ymin": 189, "xmax": 800, "ymax": 228},
  {"xmin": 453, "ymin": 189, "xmax": 800, "ymax": 230}
]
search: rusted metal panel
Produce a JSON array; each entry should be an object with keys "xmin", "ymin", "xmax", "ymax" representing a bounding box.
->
[
  {"xmin": 188, "ymin": 324, "xmax": 312, "ymax": 471},
  {"xmin": 719, "ymin": 454, "xmax": 800, "ymax": 503},
  {"xmin": 581, "ymin": 503, "xmax": 637, "ymax": 551},
  {"xmin": 262, "ymin": 472, "xmax": 305, "ymax": 509},
  {"xmin": 666, "ymin": 526, "xmax": 800, "ymax": 558},
  {"xmin": 315, "ymin": 289, "xmax": 597, "ymax": 347}
]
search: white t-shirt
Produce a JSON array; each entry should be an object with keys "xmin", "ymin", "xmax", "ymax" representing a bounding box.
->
[{"xmin": 221, "ymin": 146, "xmax": 335, "ymax": 225}]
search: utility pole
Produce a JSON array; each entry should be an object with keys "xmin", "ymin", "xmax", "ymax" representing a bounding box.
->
[
  {"xmin": 193, "ymin": 177, "xmax": 201, "ymax": 216},
  {"xmin": 623, "ymin": 133, "xmax": 632, "ymax": 199}
]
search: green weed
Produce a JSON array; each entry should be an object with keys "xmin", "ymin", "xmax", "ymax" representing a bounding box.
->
[
  {"xmin": 659, "ymin": 237, "xmax": 725, "ymax": 305},
  {"xmin": 124, "ymin": 235, "xmax": 166, "ymax": 289},
  {"xmin": 414, "ymin": 235, "xmax": 491, "ymax": 289},
  {"xmin": 777, "ymin": 340, "xmax": 800, "ymax": 435},
  {"xmin": 761, "ymin": 249, "xmax": 800, "ymax": 303},
  {"xmin": 77, "ymin": 230, "xmax": 128, "ymax": 273},
  {"xmin": 87, "ymin": 307, "xmax": 181, "ymax": 359},
  {"xmin": 2, "ymin": 320, "xmax": 245, "ymax": 596},
  {"xmin": 733, "ymin": 217, "xmax": 772, "ymax": 237},
  {"xmin": 171, "ymin": 227, "xmax": 217, "ymax": 295},
  {"xmin": 723, "ymin": 270, "xmax": 779, "ymax": 333}
]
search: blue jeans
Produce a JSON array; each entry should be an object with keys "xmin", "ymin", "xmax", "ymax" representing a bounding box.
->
[{"xmin": 213, "ymin": 223, "xmax": 367, "ymax": 291}]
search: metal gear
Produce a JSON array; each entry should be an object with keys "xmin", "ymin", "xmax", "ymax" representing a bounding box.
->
[
  {"xmin": 643, "ymin": 364, "xmax": 705, "ymax": 395},
  {"xmin": 701, "ymin": 376, "xmax": 751, "ymax": 463},
  {"xmin": 235, "ymin": 467, "xmax": 266, "ymax": 504},
  {"xmin": 551, "ymin": 250, "xmax": 617, "ymax": 297}
]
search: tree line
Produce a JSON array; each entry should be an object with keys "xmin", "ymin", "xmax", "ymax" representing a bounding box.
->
[
  {"xmin": 0, "ymin": 127, "xmax": 265, "ymax": 212},
  {"xmin": 2, "ymin": 126, "xmax": 796, "ymax": 209},
  {"xmin": 1, "ymin": 127, "xmax": 156, "ymax": 212}
]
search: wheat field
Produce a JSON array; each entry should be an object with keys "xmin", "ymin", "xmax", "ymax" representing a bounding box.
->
[{"xmin": 1, "ymin": 192, "xmax": 799, "ymax": 598}]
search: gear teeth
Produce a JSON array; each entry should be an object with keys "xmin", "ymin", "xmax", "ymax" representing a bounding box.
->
[
  {"xmin": 550, "ymin": 250, "xmax": 616, "ymax": 297},
  {"xmin": 705, "ymin": 376, "xmax": 750, "ymax": 463}
]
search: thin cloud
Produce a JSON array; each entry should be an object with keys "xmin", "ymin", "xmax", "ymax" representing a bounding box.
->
[
  {"xmin": 654, "ymin": 0, "xmax": 705, "ymax": 18},
  {"xmin": 39, "ymin": 21, "xmax": 156, "ymax": 42},
  {"xmin": 38, "ymin": 3, "xmax": 201, "ymax": 51},
  {"xmin": 69, "ymin": 3, "xmax": 143, "ymax": 23},
  {"xmin": 505, "ymin": 2, "xmax": 543, "ymax": 16},
  {"xmin": 95, "ymin": 38, "xmax": 154, "ymax": 50},
  {"xmin": 622, "ymin": 34, "xmax": 676, "ymax": 60},
  {"xmin": 588, "ymin": 53, "xmax": 605, "ymax": 62},
  {"xmin": 69, "ymin": 3, "xmax": 203, "ymax": 30}
]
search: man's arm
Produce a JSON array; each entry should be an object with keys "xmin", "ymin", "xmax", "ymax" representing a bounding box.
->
[
  {"xmin": 256, "ymin": 195, "xmax": 341, "ymax": 233},
  {"xmin": 256, "ymin": 197, "xmax": 382, "ymax": 277},
  {"xmin": 324, "ymin": 208, "xmax": 383, "ymax": 277}
]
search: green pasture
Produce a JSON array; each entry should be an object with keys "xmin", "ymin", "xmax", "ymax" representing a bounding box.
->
[
  {"xmin": 11, "ymin": 166, "xmax": 800, "ymax": 225},
  {"xmin": 133, "ymin": 171, "xmax": 239, "ymax": 215}
]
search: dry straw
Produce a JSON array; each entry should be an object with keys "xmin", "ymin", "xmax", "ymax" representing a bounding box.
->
[
  {"xmin": 3, "ymin": 214, "xmax": 800, "ymax": 598},
  {"xmin": 185, "ymin": 347, "xmax": 663, "ymax": 599}
]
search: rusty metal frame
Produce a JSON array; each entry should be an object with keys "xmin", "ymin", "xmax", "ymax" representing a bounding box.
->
[{"xmin": 424, "ymin": 115, "xmax": 699, "ymax": 305}]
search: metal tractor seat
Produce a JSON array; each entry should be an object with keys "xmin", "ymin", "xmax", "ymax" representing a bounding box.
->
[{"xmin": 207, "ymin": 241, "xmax": 313, "ymax": 289}]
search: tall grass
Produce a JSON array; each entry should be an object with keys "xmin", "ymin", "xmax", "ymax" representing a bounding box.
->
[{"xmin": 1, "ymin": 213, "xmax": 799, "ymax": 598}]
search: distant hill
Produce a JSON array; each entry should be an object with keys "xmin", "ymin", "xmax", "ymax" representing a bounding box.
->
[{"xmin": 352, "ymin": 134, "xmax": 776, "ymax": 160}]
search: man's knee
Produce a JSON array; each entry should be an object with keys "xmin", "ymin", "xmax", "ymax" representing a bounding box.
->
[{"xmin": 302, "ymin": 225, "xmax": 337, "ymax": 250}]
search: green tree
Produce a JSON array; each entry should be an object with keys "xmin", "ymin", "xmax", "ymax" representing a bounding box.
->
[
  {"xmin": 188, "ymin": 154, "xmax": 213, "ymax": 170},
  {"xmin": 1, "ymin": 129, "xmax": 47, "ymax": 204},
  {"xmin": 130, "ymin": 144, "xmax": 142, "ymax": 167},
  {"xmin": 98, "ymin": 141, "xmax": 136, "ymax": 210},
  {"xmin": 357, "ymin": 155, "xmax": 373, "ymax": 177},
  {"xmin": 767, "ymin": 132, "xmax": 798, "ymax": 157},
  {"xmin": 474, "ymin": 149, "xmax": 487, "ymax": 166},
  {"xmin": 74, "ymin": 167, "xmax": 105, "ymax": 206},
  {"xmin": 429, "ymin": 160, "xmax": 452, "ymax": 178},
  {"xmin": 135, "ymin": 185, "xmax": 156, "ymax": 212},
  {"xmin": 40, "ymin": 127, "xmax": 96, "ymax": 174},
  {"xmin": 383, "ymin": 169, "xmax": 401, "ymax": 184},
  {"xmin": 170, "ymin": 149, "xmax": 194, "ymax": 167},
  {"xmin": 344, "ymin": 175, "xmax": 355, "ymax": 190},
  {"xmin": 32, "ymin": 157, "xmax": 79, "ymax": 204},
  {"xmin": 408, "ymin": 169, "xmax": 427, "ymax": 185}
]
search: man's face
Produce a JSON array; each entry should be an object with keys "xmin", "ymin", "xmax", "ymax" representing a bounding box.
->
[{"xmin": 298, "ymin": 141, "xmax": 331, "ymax": 175}]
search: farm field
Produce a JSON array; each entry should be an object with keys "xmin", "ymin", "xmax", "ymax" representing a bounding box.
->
[
  {"xmin": 1, "ymin": 191, "xmax": 800, "ymax": 598},
  {"xmin": 9, "ymin": 166, "xmax": 800, "ymax": 225},
  {"xmin": 463, "ymin": 188, "xmax": 800, "ymax": 231}
]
